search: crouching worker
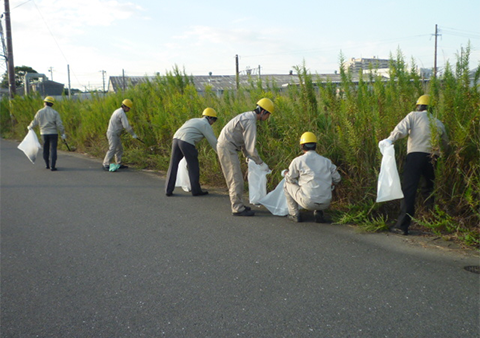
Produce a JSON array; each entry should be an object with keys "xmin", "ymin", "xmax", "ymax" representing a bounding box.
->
[{"xmin": 284, "ymin": 132, "xmax": 341, "ymax": 223}]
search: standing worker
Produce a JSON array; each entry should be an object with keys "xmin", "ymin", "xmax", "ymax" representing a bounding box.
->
[
  {"xmin": 28, "ymin": 96, "xmax": 66, "ymax": 171},
  {"xmin": 102, "ymin": 99, "xmax": 138, "ymax": 171},
  {"xmin": 379, "ymin": 94, "xmax": 448, "ymax": 235},
  {"xmin": 283, "ymin": 132, "xmax": 341, "ymax": 223},
  {"xmin": 165, "ymin": 108, "xmax": 219, "ymax": 196},
  {"xmin": 217, "ymin": 98, "xmax": 274, "ymax": 216}
]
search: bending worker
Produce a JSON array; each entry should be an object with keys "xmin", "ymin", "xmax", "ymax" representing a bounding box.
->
[
  {"xmin": 284, "ymin": 132, "xmax": 341, "ymax": 223},
  {"xmin": 379, "ymin": 94, "xmax": 448, "ymax": 235},
  {"xmin": 28, "ymin": 96, "xmax": 66, "ymax": 171},
  {"xmin": 165, "ymin": 108, "xmax": 219, "ymax": 196},
  {"xmin": 217, "ymin": 98, "xmax": 274, "ymax": 216},
  {"xmin": 102, "ymin": 99, "xmax": 138, "ymax": 171}
]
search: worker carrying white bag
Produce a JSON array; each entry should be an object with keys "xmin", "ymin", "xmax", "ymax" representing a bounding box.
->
[
  {"xmin": 376, "ymin": 140, "xmax": 404, "ymax": 202},
  {"xmin": 18, "ymin": 129, "xmax": 42, "ymax": 164}
]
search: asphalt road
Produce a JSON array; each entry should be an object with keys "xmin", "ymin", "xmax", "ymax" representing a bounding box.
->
[{"xmin": 1, "ymin": 138, "xmax": 479, "ymax": 338}]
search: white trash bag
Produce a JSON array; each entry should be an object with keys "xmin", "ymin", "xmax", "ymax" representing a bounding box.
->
[
  {"xmin": 259, "ymin": 178, "xmax": 289, "ymax": 216},
  {"xmin": 376, "ymin": 142, "xmax": 404, "ymax": 202},
  {"xmin": 175, "ymin": 157, "xmax": 191, "ymax": 192},
  {"xmin": 247, "ymin": 159, "xmax": 271, "ymax": 205},
  {"xmin": 17, "ymin": 129, "xmax": 42, "ymax": 164}
]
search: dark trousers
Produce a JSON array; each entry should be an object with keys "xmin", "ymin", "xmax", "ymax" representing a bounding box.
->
[
  {"xmin": 396, "ymin": 152, "xmax": 437, "ymax": 230},
  {"xmin": 165, "ymin": 139, "xmax": 202, "ymax": 195},
  {"xmin": 42, "ymin": 134, "xmax": 58, "ymax": 168}
]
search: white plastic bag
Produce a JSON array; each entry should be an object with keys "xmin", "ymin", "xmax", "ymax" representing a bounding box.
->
[
  {"xmin": 376, "ymin": 142, "xmax": 404, "ymax": 202},
  {"xmin": 259, "ymin": 178, "xmax": 289, "ymax": 216},
  {"xmin": 175, "ymin": 157, "xmax": 191, "ymax": 192},
  {"xmin": 17, "ymin": 129, "xmax": 42, "ymax": 164},
  {"xmin": 247, "ymin": 159, "xmax": 271, "ymax": 204}
]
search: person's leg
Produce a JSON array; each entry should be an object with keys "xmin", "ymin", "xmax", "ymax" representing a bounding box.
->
[
  {"xmin": 284, "ymin": 182, "xmax": 302, "ymax": 222},
  {"xmin": 103, "ymin": 133, "xmax": 117, "ymax": 167},
  {"xmin": 50, "ymin": 134, "xmax": 58, "ymax": 169},
  {"xmin": 395, "ymin": 153, "xmax": 423, "ymax": 233},
  {"xmin": 42, "ymin": 134, "xmax": 51, "ymax": 168},
  {"xmin": 218, "ymin": 145, "xmax": 246, "ymax": 213},
  {"xmin": 114, "ymin": 136, "xmax": 124, "ymax": 165},
  {"xmin": 421, "ymin": 155, "xmax": 437, "ymax": 210},
  {"xmin": 165, "ymin": 139, "xmax": 184, "ymax": 195}
]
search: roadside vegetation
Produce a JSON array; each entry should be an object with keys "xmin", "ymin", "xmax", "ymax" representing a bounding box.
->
[{"xmin": 1, "ymin": 49, "xmax": 478, "ymax": 247}]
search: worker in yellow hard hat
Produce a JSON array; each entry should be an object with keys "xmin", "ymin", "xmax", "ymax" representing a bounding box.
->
[
  {"xmin": 217, "ymin": 98, "xmax": 274, "ymax": 216},
  {"xmin": 165, "ymin": 107, "xmax": 219, "ymax": 196},
  {"xmin": 28, "ymin": 96, "xmax": 66, "ymax": 171},
  {"xmin": 283, "ymin": 132, "xmax": 341, "ymax": 223},
  {"xmin": 102, "ymin": 99, "xmax": 138, "ymax": 171},
  {"xmin": 379, "ymin": 94, "xmax": 448, "ymax": 235}
]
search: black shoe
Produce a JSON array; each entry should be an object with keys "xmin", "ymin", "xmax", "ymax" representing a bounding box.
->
[
  {"xmin": 45, "ymin": 166, "xmax": 50, "ymax": 169},
  {"xmin": 119, "ymin": 164, "xmax": 129, "ymax": 169},
  {"xmin": 50, "ymin": 167, "xmax": 57, "ymax": 171},
  {"xmin": 192, "ymin": 191, "xmax": 208, "ymax": 196},
  {"xmin": 244, "ymin": 206, "xmax": 252, "ymax": 211},
  {"xmin": 314, "ymin": 210, "xmax": 327, "ymax": 223},
  {"xmin": 288, "ymin": 214, "xmax": 302, "ymax": 222},
  {"xmin": 102, "ymin": 165, "xmax": 109, "ymax": 171},
  {"xmin": 166, "ymin": 192, "xmax": 173, "ymax": 197},
  {"xmin": 233, "ymin": 209, "xmax": 255, "ymax": 216},
  {"xmin": 389, "ymin": 225, "xmax": 408, "ymax": 235}
]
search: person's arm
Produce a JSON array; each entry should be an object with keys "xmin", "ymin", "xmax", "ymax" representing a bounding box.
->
[
  {"xmin": 242, "ymin": 119, "xmax": 262, "ymax": 164},
  {"xmin": 202, "ymin": 124, "xmax": 218, "ymax": 153},
  {"xmin": 331, "ymin": 162, "xmax": 341, "ymax": 185},
  {"xmin": 285, "ymin": 160, "xmax": 299, "ymax": 184},
  {"xmin": 387, "ymin": 113, "xmax": 412, "ymax": 143},
  {"xmin": 55, "ymin": 111, "xmax": 65, "ymax": 135},
  {"xmin": 28, "ymin": 112, "xmax": 39, "ymax": 130},
  {"xmin": 120, "ymin": 112, "xmax": 136, "ymax": 136}
]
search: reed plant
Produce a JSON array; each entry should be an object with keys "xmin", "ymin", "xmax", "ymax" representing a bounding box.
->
[{"xmin": 1, "ymin": 50, "xmax": 478, "ymax": 246}]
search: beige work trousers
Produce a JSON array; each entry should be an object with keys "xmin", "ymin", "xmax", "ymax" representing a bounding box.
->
[
  {"xmin": 217, "ymin": 143, "xmax": 246, "ymax": 213},
  {"xmin": 284, "ymin": 181, "xmax": 330, "ymax": 216},
  {"xmin": 103, "ymin": 132, "xmax": 123, "ymax": 166}
]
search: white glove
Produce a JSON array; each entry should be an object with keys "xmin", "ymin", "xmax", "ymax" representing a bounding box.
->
[
  {"xmin": 281, "ymin": 169, "xmax": 288, "ymax": 177},
  {"xmin": 132, "ymin": 134, "xmax": 138, "ymax": 139},
  {"xmin": 61, "ymin": 134, "xmax": 67, "ymax": 140},
  {"xmin": 378, "ymin": 139, "xmax": 392, "ymax": 149},
  {"xmin": 259, "ymin": 162, "xmax": 270, "ymax": 172},
  {"xmin": 27, "ymin": 126, "xmax": 32, "ymax": 130}
]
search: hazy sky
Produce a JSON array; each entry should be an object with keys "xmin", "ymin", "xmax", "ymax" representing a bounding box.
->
[{"xmin": 3, "ymin": 0, "xmax": 479, "ymax": 91}]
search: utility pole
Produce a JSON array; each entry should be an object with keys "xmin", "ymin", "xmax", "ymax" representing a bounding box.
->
[
  {"xmin": 67, "ymin": 64, "xmax": 71, "ymax": 98},
  {"xmin": 4, "ymin": 0, "xmax": 16, "ymax": 98},
  {"xmin": 433, "ymin": 24, "xmax": 441, "ymax": 79},
  {"xmin": 100, "ymin": 70, "xmax": 106, "ymax": 93},
  {"xmin": 235, "ymin": 54, "xmax": 239, "ymax": 90},
  {"xmin": 49, "ymin": 67, "xmax": 53, "ymax": 81}
]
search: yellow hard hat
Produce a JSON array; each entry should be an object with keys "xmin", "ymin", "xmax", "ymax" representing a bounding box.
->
[
  {"xmin": 44, "ymin": 96, "xmax": 55, "ymax": 104},
  {"xmin": 122, "ymin": 99, "xmax": 133, "ymax": 108},
  {"xmin": 300, "ymin": 132, "xmax": 317, "ymax": 145},
  {"xmin": 416, "ymin": 95, "xmax": 430, "ymax": 106},
  {"xmin": 202, "ymin": 107, "xmax": 217, "ymax": 117},
  {"xmin": 257, "ymin": 98, "xmax": 275, "ymax": 114}
]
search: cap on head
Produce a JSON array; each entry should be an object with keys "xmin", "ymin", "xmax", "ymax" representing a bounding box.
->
[
  {"xmin": 300, "ymin": 132, "xmax": 317, "ymax": 145},
  {"xmin": 416, "ymin": 95, "xmax": 430, "ymax": 106},
  {"xmin": 44, "ymin": 96, "xmax": 55, "ymax": 104},
  {"xmin": 256, "ymin": 98, "xmax": 275, "ymax": 114},
  {"xmin": 122, "ymin": 99, "xmax": 133, "ymax": 108},
  {"xmin": 202, "ymin": 107, "xmax": 217, "ymax": 117}
]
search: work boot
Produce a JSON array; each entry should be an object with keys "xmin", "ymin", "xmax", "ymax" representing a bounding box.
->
[
  {"xmin": 102, "ymin": 165, "xmax": 109, "ymax": 171},
  {"xmin": 288, "ymin": 214, "xmax": 302, "ymax": 223},
  {"xmin": 192, "ymin": 190, "xmax": 208, "ymax": 196},
  {"xmin": 233, "ymin": 208, "xmax": 255, "ymax": 216},
  {"xmin": 314, "ymin": 210, "xmax": 326, "ymax": 223},
  {"xmin": 389, "ymin": 225, "xmax": 409, "ymax": 236},
  {"xmin": 50, "ymin": 167, "xmax": 57, "ymax": 171},
  {"xmin": 119, "ymin": 164, "xmax": 129, "ymax": 169}
]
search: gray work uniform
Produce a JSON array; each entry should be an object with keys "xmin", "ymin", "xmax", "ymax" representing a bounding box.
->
[
  {"xmin": 28, "ymin": 106, "xmax": 65, "ymax": 136},
  {"xmin": 217, "ymin": 111, "xmax": 263, "ymax": 213},
  {"xmin": 165, "ymin": 117, "xmax": 217, "ymax": 195},
  {"xmin": 103, "ymin": 107, "xmax": 135, "ymax": 166},
  {"xmin": 284, "ymin": 150, "xmax": 341, "ymax": 216}
]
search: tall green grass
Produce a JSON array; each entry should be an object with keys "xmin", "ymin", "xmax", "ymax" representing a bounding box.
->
[{"xmin": 1, "ymin": 52, "xmax": 478, "ymax": 246}]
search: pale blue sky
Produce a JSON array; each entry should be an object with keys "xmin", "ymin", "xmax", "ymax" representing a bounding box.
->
[{"xmin": 4, "ymin": 0, "xmax": 479, "ymax": 90}]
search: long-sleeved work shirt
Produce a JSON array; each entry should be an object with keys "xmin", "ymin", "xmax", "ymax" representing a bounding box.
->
[
  {"xmin": 285, "ymin": 151, "xmax": 341, "ymax": 205},
  {"xmin": 173, "ymin": 117, "xmax": 217, "ymax": 151},
  {"xmin": 387, "ymin": 110, "xmax": 447, "ymax": 155},
  {"xmin": 217, "ymin": 111, "xmax": 262, "ymax": 164},
  {"xmin": 29, "ymin": 106, "xmax": 65, "ymax": 135},
  {"xmin": 107, "ymin": 107, "xmax": 135, "ymax": 136}
]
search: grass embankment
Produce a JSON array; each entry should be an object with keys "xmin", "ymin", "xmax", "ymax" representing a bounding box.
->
[{"xmin": 2, "ymin": 52, "xmax": 479, "ymax": 247}]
